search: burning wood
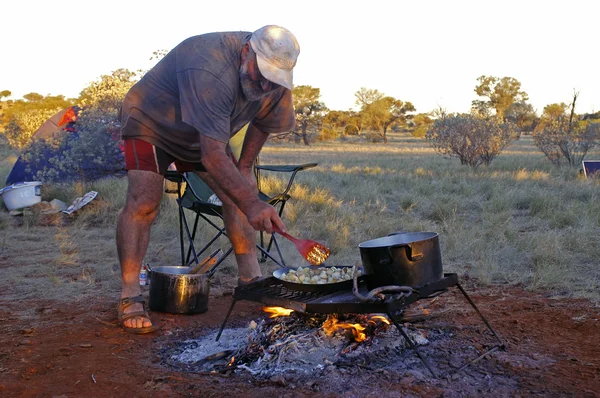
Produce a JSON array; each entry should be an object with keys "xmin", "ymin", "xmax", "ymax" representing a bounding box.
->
[{"xmin": 166, "ymin": 311, "xmax": 435, "ymax": 377}]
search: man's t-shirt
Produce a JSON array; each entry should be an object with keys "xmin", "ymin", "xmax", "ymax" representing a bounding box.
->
[{"xmin": 120, "ymin": 31, "xmax": 295, "ymax": 162}]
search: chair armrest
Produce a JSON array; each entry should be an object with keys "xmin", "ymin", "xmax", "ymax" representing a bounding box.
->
[
  {"xmin": 254, "ymin": 163, "xmax": 318, "ymax": 173},
  {"xmin": 255, "ymin": 163, "xmax": 318, "ymax": 197},
  {"xmin": 165, "ymin": 170, "xmax": 184, "ymax": 183}
]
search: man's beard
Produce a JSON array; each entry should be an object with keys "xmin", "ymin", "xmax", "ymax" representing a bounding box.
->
[{"xmin": 239, "ymin": 63, "xmax": 270, "ymax": 101}]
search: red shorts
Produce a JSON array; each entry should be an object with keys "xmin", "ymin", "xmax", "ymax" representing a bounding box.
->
[{"xmin": 123, "ymin": 138, "xmax": 206, "ymax": 175}]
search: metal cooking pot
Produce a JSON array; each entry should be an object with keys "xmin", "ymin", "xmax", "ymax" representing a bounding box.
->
[
  {"xmin": 359, "ymin": 232, "xmax": 443, "ymax": 290},
  {"xmin": 149, "ymin": 262, "xmax": 219, "ymax": 314}
]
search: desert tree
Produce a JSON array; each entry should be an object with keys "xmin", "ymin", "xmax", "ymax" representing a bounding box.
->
[
  {"xmin": 504, "ymin": 101, "xmax": 538, "ymax": 133},
  {"xmin": 286, "ymin": 85, "xmax": 327, "ymax": 145},
  {"xmin": 533, "ymin": 92, "xmax": 600, "ymax": 167},
  {"xmin": 426, "ymin": 114, "xmax": 519, "ymax": 168},
  {"xmin": 472, "ymin": 75, "xmax": 529, "ymax": 121},
  {"xmin": 360, "ymin": 95, "xmax": 415, "ymax": 143},
  {"xmin": 411, "ymin": 113, "xmax": 435, "ymax": 138},
  {"xmin": 354, "ymin": 87, "xmax": 385, "ymax": 108}
]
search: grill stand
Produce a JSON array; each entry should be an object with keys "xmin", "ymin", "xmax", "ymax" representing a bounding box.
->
[{"xmin": 215, "ymin": 273, "xmax": 504, "ymax": 378}]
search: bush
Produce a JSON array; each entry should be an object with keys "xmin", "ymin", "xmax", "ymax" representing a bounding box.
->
[
  {"xmin": 533, "ymin": 119, "xmax": 600, "ymax": 167},
  {"xmin": 426, "ymin": 115, "xmax": 519, "ymax": 168},
  {"xmin": 2, "ymin": 108, "xmax": 61, "ymax": 150},
  {"xmin": 318, "ymin": 128, "xmax": 339, "ymax": 141}
]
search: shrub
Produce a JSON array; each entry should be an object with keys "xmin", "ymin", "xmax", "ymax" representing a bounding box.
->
[
  {"xmin": 425, "ymin": 115, "xmax": 519, "ymax": 168},
  {"xmin": 533, "ymin": 119, "xmax": 600, "ymax": 167},
  {"xmin": 2, "ymin": 108, "xmax": 61, "ymax": 150}
]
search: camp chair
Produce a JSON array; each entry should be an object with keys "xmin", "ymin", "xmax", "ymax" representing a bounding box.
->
[
  {"xmin": 164, "ymin": 128, "xmax": 317, "ymax": 268},
  {"xmin": 581, "ymin": 160, "xmax": 600, "ymax": 178}
]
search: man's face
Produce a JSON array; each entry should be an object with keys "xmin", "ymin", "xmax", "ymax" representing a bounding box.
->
[{"xmin": 240, "ymin": 47, "xmax": 280, "ymax": 101}]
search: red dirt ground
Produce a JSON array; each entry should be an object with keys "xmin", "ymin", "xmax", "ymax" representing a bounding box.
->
[{"xmin": 1, "ymin": 281, "xmax": 599, "ymax": 397}]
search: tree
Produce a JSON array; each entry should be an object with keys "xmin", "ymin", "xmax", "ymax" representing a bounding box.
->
[
  {"xmin": 504, "ymin": 101, "xmax": 538, "ymax": 133},
  {"xmin": 411, "ymin": 113, "xmax": 434, "ymax": 138},
  {"xmin": 354, "ymin": 87, "xmax": 384, "ymax": 108},
  {"xmin": 472, "ymin": 76, "xmax": 529, "ymax": 121},
  {"xmin": 289, "ymin": 85, "xmax": 327, "ymax": 145},
  {"xmin": 533, "ymin": 92, "xmax": 600, "ymax": 167},
  {"xmin": 426, "ymin": 114, "xmax": 519, "ymax": 168},
  {"xmin": 360, "ymin": 96, "xmax": 415, "ymax": 143},
  {"xmin": 78, "ymin": 68, "xmax": 138, "ymax": 111}
]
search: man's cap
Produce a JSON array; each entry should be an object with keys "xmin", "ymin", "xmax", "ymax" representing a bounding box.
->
[{"xmin": 250, "ymin": 25, "xmax": 300, "ymax": 90}]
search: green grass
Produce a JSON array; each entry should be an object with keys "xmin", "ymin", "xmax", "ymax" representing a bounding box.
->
[{"xmin": 1, "ymin": 133, "xmax": 599, "ymax": 303}]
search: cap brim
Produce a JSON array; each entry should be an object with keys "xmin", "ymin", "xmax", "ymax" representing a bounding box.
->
[{"xmin": 256, "ymin": 55, "xmax": 293, "ymax": 90}]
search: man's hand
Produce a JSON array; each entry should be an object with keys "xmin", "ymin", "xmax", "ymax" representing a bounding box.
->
[{"xmin": 245, "ymin": 199, "xmax": 285, "ymax": 234}]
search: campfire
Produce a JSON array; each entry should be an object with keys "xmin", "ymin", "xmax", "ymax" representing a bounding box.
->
[
  {"xmin": 166, "ymin": 306, "xmax": 433, "ymax": 376},
  {"xmin": 162, "ymin": 273, "xmax": 504, "ymax": 380}
]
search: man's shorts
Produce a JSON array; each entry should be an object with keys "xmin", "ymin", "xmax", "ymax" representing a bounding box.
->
[{"xmin": 123, "ymin": 138, "xmax": 206, "ymax": 175}]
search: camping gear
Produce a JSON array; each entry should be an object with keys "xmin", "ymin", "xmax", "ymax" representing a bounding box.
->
[
  {"xmin": 0, "ymin": 181, "xmax": 42, "ymax": 211},
  {"xmin": 149, "ymin": 256, "xmax": 223, "ymax": 314},
  {"xmin": 272, "ymin": 225, "xmax": 330, "ymax": 266},
  {"xmin": 5, "ymin": 106, "xmax": 125, "ymax": 186},
  {"xmin": 359, "ymin": 232, "xmax": 443, "ymax": 290},
  {"xmin": 582, "ymin": 160, "xmax": 600, "ymax": 178},
  {"xmin": 272, "ymin": 265, "xmax": 364, "ymax": 293},
  {"xmin": 164, "ymin": 124, "xmax": 318, "ymax": 268}
]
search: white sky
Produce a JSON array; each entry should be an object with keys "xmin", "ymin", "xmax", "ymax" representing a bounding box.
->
[{"xmin": 1, "ymin": 0, "xmax": 598, "ymax": 115}]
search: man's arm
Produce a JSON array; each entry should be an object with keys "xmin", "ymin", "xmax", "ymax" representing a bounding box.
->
[{"xmin": 199, "ymin": 132, "xmax": 285, "ymax": 233}]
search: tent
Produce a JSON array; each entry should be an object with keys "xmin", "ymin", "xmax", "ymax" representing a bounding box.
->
[{"xmin": 5, "ymin": 107, "xmax": 125, "ymax": 185}]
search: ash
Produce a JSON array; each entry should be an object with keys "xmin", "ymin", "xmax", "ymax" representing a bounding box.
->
[{"xmin": 165, "ymin": 313, "xmax": 443, "ymax": 377}]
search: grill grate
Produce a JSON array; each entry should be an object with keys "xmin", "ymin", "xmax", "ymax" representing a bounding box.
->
[
  {"xmin": 233, "ymin": 273, "xmax": 459, "ymax": 314},
  {"xmin": 216, "ymin": 272, "xmax": 504, "ymax": 378}
]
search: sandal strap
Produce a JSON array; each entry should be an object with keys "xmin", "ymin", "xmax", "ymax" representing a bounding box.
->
[
  {"xmin": 120, "ymin": 311, "xmax": 150, "ymax": 322},
  {"xmin": 118, "ymin": 295, "xmax": 147, "ymax": 311}
]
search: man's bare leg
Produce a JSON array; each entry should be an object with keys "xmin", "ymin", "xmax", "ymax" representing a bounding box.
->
[
  {"xmin": 116, "ymin": 170, "xmax": 164, "ymax": 329},
  {"xmin": 195, "ymin": 171, "xmax": 261, "ymax": 282}
]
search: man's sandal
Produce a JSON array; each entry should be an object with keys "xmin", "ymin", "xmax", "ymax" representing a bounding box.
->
[{"xmin": 117, "ymin": 295, "xmax": 160, "ymax": 334}]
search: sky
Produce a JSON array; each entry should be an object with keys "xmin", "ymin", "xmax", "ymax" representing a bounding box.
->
[{"xmin": 1, "ymin": 0, "xmax": 598, "ymax": 115}]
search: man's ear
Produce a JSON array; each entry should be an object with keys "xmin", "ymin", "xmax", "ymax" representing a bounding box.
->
[{"xmin": 241, "ymin": 43, "xmax": 250, "ymax": 62}]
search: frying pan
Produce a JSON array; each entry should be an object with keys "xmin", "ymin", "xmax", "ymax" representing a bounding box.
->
[{"xmin": 272, "ymin": 265, "xmax": 365, "ymax": 293}]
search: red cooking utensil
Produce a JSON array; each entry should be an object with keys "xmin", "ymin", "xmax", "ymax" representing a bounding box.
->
[{"xmin": 272, "ymin": 226, "xmax": 331, "ymax": 265}]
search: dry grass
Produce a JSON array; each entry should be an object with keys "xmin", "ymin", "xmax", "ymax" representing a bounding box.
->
[{"xmin": 1, "ymin": 133, "xmax": 599, "ymax": 304}]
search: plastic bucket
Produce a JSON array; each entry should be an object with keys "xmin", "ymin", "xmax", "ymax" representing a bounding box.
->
[{"xmin": 0, "ymin": 182, "xmax": 43, "ymax": 211}]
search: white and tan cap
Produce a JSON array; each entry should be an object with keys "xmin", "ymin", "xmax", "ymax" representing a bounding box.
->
[{"xmin": 250, "ymin": 25, "xmax": 300, "ymax": 90}]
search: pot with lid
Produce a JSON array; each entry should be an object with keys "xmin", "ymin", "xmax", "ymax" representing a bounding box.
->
[{"xmin": 359, "ymin": 232, "xmax": 443, "ymax": 290}]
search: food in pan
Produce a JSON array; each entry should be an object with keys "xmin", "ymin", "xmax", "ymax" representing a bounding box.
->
[{"xmin": 278, "ymin": 266, "xmax": 362, "ymax": 285}]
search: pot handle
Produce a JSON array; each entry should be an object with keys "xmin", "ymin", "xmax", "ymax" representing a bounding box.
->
[
  {"xmin": 384, "ymin": 245, "xmax": 424, "ymax": 263},
  {"xmin": 406, "ymin": 243, "xmax": 424, "ymax": 261}
]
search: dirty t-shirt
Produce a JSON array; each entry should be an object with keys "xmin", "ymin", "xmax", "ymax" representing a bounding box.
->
[{"xmin": 120, "ymin": 31, "xmax": 295, "ymax": 162}]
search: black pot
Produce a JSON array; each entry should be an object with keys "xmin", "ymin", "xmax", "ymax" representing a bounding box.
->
[{"xmin": 359, "ymin": 232, "xmax": 443, "ymax": 289}]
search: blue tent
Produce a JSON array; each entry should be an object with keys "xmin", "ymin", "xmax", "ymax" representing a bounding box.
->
[{"xmin": 5, "ymin": 107, "xmax": 125, "ymax": 185}]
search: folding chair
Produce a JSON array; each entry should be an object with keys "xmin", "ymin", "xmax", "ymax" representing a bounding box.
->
[
  {"xmin": 164, "ymin": 129, "xmax": 317, "ymax": 268},
  {"xmin": 582, "ymin": 160, "xmax": 600, "ymax": 178}
]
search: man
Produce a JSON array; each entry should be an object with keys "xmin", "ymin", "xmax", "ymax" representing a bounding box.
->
[{"xmin": 116, "ymin": 25, "xmax": 300, "ymax": 334}]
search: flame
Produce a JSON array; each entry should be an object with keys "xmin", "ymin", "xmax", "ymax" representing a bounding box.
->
[
  {"xmin": 263, "ymin": 306, "xmax": 294, "ymax": 318},
  {"xmin": 422, "ymin": 308, "xmax": 431, "ymax": 315},
  {"xmin": 228, "ymin": 356, "xmax": 235, "ymax": 367},
  {"xmin": 369, "ymin": 315, "xmax": 390, "ymax": 325},
  {"xmin": 322, "ymin": 315, "xmax": 367, "ymax": 342}
]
